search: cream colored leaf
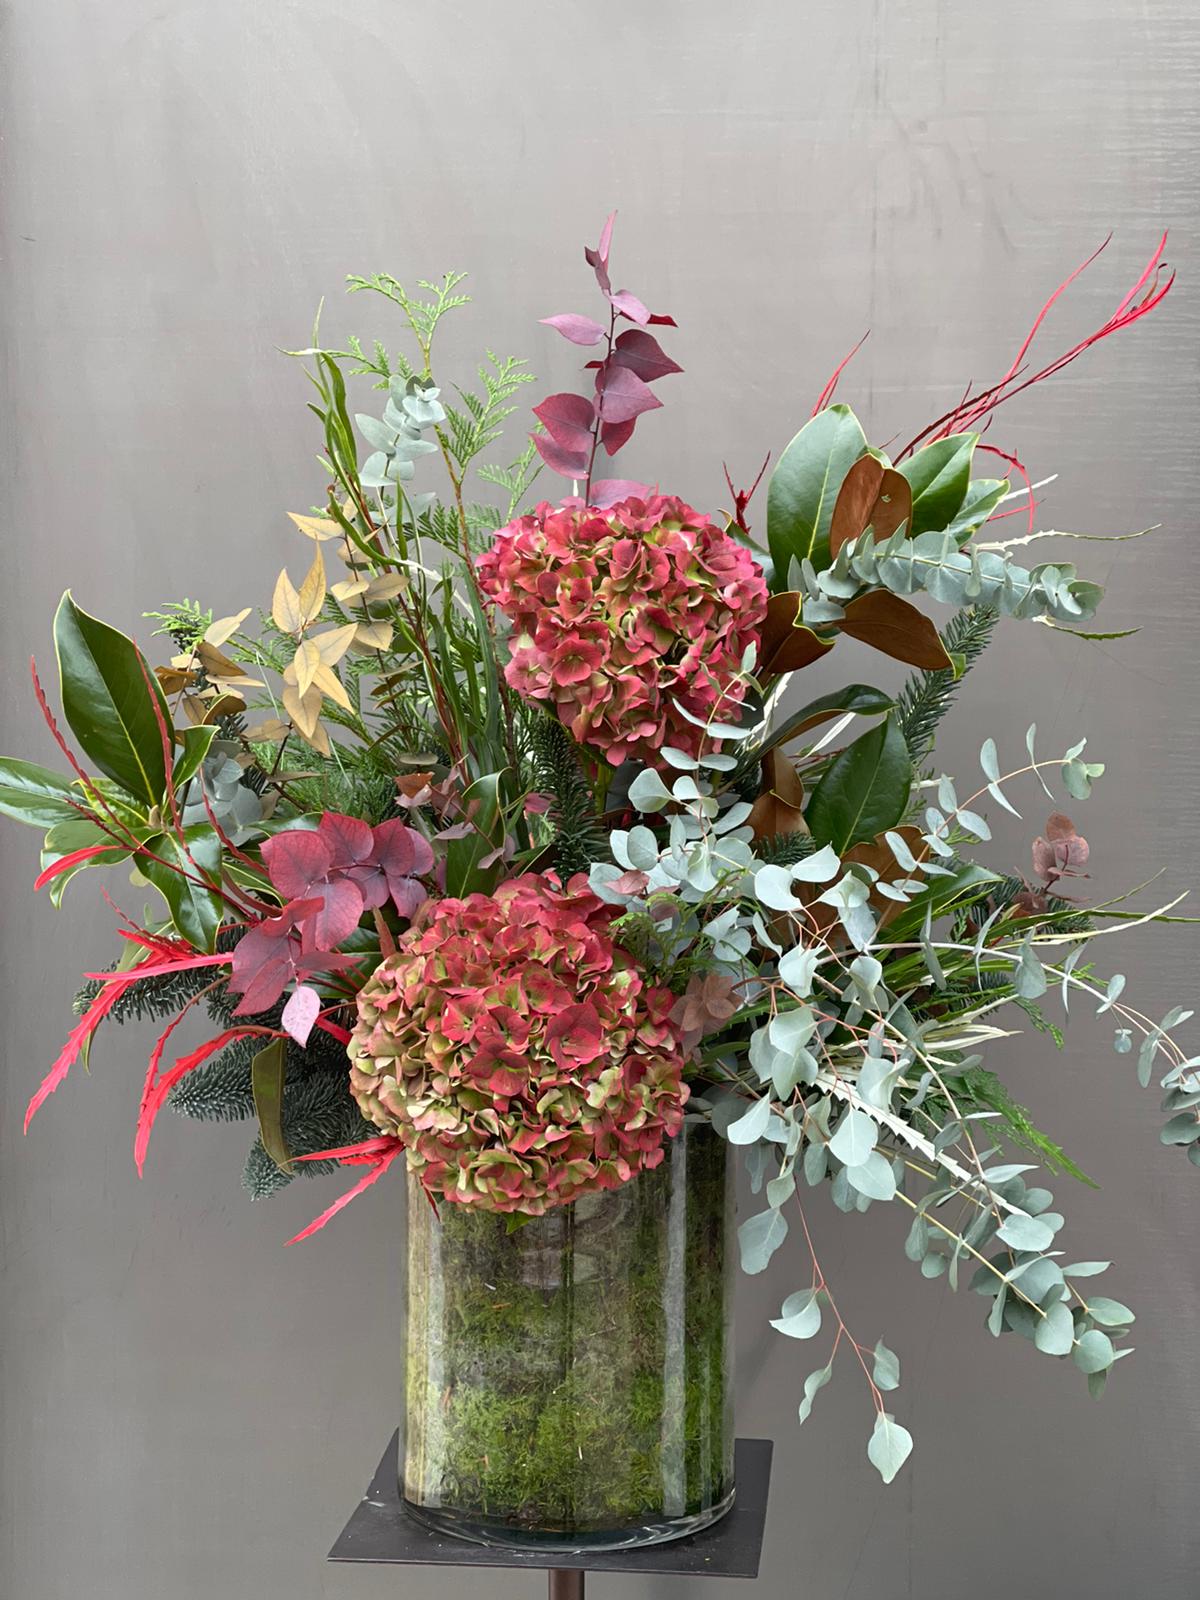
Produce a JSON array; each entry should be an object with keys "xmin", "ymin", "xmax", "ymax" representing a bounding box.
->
[
  {"xmin": 330, "ymin": 579, "xmax": 369, "ymax": 603},
  {"xmin": 364, "ymin": 572, "xmax": 409, "ymax": 602},
  {"xmin": 296, "ymin": 548, "xmax": 326, "ymax": 627},
  {"xmin": 310, "ymin": 661, "xmax": 353, "ymax": 712},
  {"xmin": 294, "ymin": 639, "xmax": 321, "ymax": 698},
  {"xmin": 169, "ymin": 651, "xmax": 199, "ymax": 671},
  {"xmin": 272, "ymin": 568, "xmax": 303, "ymax": 634},
  {"xmin": 288, "ymin": 512, "xmax": 343, "ymax": 542},
  {"xmin": 311, "ymin": 623, "xmax": 358, "ymax": 667},
  {"xmin": 354, "ymin": 619, "xmax": 394, "ymax": 650},
  {"xmin": 297, "ymin": 716, "xmax": 332, "ymax": 757},
  {"xmin": 244, "ymin": 718, "xmax": 290, "ymax": 742},
  {"xmin": 203, "ymin": 608, "xmax": 252, "ymax": 648},
  {"xmin": 282, "ymin": 681, "xmax": 322, "ymax": 739}
]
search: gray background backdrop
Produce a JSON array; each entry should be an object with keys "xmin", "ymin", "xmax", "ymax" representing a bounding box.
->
[{"xmin": 2, "ymin": 2, "xmax": 1198, "ymax": 1597}]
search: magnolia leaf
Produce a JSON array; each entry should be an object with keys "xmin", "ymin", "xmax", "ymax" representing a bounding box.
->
[
  {"xmin": 867, "ymin": 1412, "xmax": 914, "ymax": 1484},
  {"xmin": 837, "ymin": 591, "xmax": 953, "ymax": 670},
  {"xmin": 767, "ymin": 404, "xmax": 868, "ymax": 579},
  {"xmin": 251, "ymin": 1037, "xmax": 293, "ymax": 1173},
  {"xmin": 747, "ymin": 747, "xmax": 807, "ymax": 839},
  {"xmin": 53, "ymin": 594, "xmax": 175, "ymax": 808},
  {"xmin": 137, "ymin": 824, "xmax": 225, "ymax": 951},
  {"xmin": 0, "ymin": 757, "xmax": 84, "ymax": 830},
  {"xmin": 758, "ymin": 592, "xmax": 836, "ymax": 678},
  {"xmin": 759, "ymin": 685, "xmax": 895, "ymax": 757},
  {"xmin": 897, "ymin": 433, "xmax": 976, "ymax": 535},
  {"xmin": 805, "ymin": 716, "xmax": 912, "ymax": 851},
  {"xmin": 829, "ymin": 456, "xmax": 912, "ymax": 556}
]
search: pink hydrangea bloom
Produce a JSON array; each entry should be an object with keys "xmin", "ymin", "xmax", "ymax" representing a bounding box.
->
[
  {"xmin": 477, "ymin": 495, "xmax": 768, "ymax": 766},
  {"xmin": 347, "ymin": 872, "xmax": 689, "ymax": 1214}
]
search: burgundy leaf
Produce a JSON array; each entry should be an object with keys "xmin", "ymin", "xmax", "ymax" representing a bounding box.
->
[
  {"xmin": 317, "ymin": 811, "xmax": 374, "ymax": 866},
  {"xmin": 371, "ymin": 817, "xmax": 435, "ymax": 879},
  {"xmin": 589, "ymin": 479, "xmax": 653, "ymax": 509},
  {"xmin": 608, "ymin": 289, "xmax": 651, "ymax": 324},
  {"xmin": 647, "ymin": 312, "xmax": 678, "ymax": 327},
  {"xmin": 610, "ymin": 328, "xmax": 683, "ymax": 383},
  {"xmin": 533, "ymin": 434, "xmax": 591, "ymax": 477},
  {"xmin": 282, "ymin": 984, "xmax": 321, "ymax": 1047},
  {"xmin": 584, "ymin": 212, "xmax": 615, "ymax": 293},
  {"xmin": 532, "ymin": 391, "xmax": 595, "ymax": 450},
  {"xmin": 309, "ymin": 878, "xmax": 366, "ymax": 950},
  {"xmin": 261, "ymin": 829, "xmax": 332, "ymax": 898},
  {"xmin": 601, "ymin": 417, "xmax": 636, "ymax": 456},
  {"xmin": 232, "ymin": 954, "xmax": 295, "ymax": 1017},
  {"xmin": 541, "ymin": 313, "xmax": 608, "ymax": 346},
  {"xmin": 387, "ymin": 876, "xmax": 428, "ymax": 920},
  {"xmin": 596, "ymin": 365, "xmax": 662, "ymax": 424}
]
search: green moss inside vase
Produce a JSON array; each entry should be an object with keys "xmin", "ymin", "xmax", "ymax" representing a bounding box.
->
[{"xmin": 400, "ymin": 1121, "xmax": 735, "ymax": 1549}]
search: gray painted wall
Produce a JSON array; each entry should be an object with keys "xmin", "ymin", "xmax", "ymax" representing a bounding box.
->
[{"xmin": 2, "ymin": 2, "xmax": 1198, "ymax": 1596}]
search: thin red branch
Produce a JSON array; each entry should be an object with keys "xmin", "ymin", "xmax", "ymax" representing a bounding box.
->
[{"xmin": 812, "ymin": 330, "xmax": 869, "ymax": 417}]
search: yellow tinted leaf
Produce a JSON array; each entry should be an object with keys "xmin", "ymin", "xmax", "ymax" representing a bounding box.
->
[
  {"xmin": 312, "ymin": 623, "xmax": 358, "ymax": 667},
  {"xmin": 245, "ymin": 718, "xmax": 290, "ymax": 741},
  {"xmin": 364, "ymin": 572, "xmax": 409, "ymax": 602},
  {"xmin": 310, "ymin": 661, "xmax": 352, "ymax": 712},
  {"xmin": 354, "ymin": 620, "xmax": 394, "ymax": 650},
  {"xmin": 330, "ymin": 579, "xmax": 369, "ymax": 602},
  {"xmin": 203, "ymin": 608, "xmax": 252, "ymax": 647},
  {"xmin": 272, "ymin": 568, "xmax": 303, "ymax": 634},
  {"xmin": 294, "ymin": 640, "xmax": 321, "ymax": 698},
  {"xmin": 282, "ymin": 681, "xmax": 322, "ymax": 739},
  {"xmin": 296, "ymin": 548, "xmax": 326, "ymax": 627},
  {"xmin": 288, "ymin": 512, "xmax": 343, "ymax": 542}
]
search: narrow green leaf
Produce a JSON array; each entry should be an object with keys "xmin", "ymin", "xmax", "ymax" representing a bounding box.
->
[
  {"xmin": 251, "ymin": 1038, "xmax": 292, "ymax": 1173},
  {"xmin": 444, "ymin": 771, "xmax": 505, "ymax": 896}
]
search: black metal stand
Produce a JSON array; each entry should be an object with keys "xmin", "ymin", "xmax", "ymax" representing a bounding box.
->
[{"xmin": 329, "ymin": 1432, "xmax": 774, "ymax": 1592}]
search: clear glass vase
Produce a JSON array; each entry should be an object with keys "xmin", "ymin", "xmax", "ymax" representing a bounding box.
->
[{"xmin": 399, "ymin": 1120, "xmax": 735, "ymax": 1550}]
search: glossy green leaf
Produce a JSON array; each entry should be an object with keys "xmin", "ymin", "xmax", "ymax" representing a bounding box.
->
[
  {"xmin": 173, "ymin": 725, "xmax": 219, "ymax": 789},
  {"xmin": 756, "ymin": 685, "xmax": 894, "ymax": 760},
  {"xmin": 53, "ymin": 592, "xmax": 172, "ymax": 806},
  {"xmin": 444, "ymin": 771, "xmax": 505, "ymax": 897},
  {"xmin": 39, "ymin": 817, "xmax": 136, "ymax": 908},
  {"xmin": 766, "ymin": 404, "xmax": 867, "ymax": 581},
  {"xmin": 251, "ymin": 1038, "xmax": 292, "ymax": 1173},
  {"xmin": 0, "ymin": 757, "xmax": 83, "ymax": 829},
  {"xmin": 138, "ymin": 825, "xmax": 225, "ymax": 951},
  {"xmin": 898, "ymin": 434, "xmax": 977, "ymax": 536},
  {"xmin": 805, "ymin": 717, "xmax": 912, "ymax": 851}
]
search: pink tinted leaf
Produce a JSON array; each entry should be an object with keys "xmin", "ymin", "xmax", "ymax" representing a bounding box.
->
[
  {"xmin": 261, "ymin": 829, "xmax": 332, "ymax": 897},
  {"xmin": 285, "ymin": 1142, "xmax": 404, "ymax": 1244},
  {"xmin": 533, "ymin": 392, "xmax": 595, "ymax": 449},
  {"xmin": 308, "ymin": 878, "xmax": 365, "ymax": 949},
  {"xmin": 610, "ymin": 329, "xmax": 683, "ymax": 382},
  {"xmin": 232, "ymin": 954, "xmax": 294, "ymax": 1016},
  {"xmin": 371, "ymin": 817, "xmax": 434, "ymax": 878},
  {"xmin": 601, "ymin": 417, "xmax": 636, "ymax": 456},
  {"xmin": 590, "ymin": 479, "xmax": 653, "ymax": 509},
  {"xmin": 541, "ymin": 314, "xmax": 608, "ymax": 346},
  {"xmin": 597, "ymin": 212, "xmax": 615, "ymax": 264},
  {"xmin": 387, "ymin": 875, "xmax": 429, "ymax": 919},
  {"xmin": 584, "ymin": 213, "xmax": 616, "ymax": 293},
  {"xmin": 596, "ymin": 366, "xmax": 662, "ymax": 424},
  {"xmin": 533, "ymin": 434, "xmax": 590, "ymax": 477},
  {"xmin": 608, "ymin": 289, "xmax": 651, "ymax": 324},
  {"xmin": 282, "ymin": 984, "xmax": 321, "ymax": 1046},
  {"xmin": 317, "ymin": 812, "xmax": 374, "ymax": 865}
]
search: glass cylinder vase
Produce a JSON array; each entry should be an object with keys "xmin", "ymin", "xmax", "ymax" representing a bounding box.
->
[{"xmin": 399, "ymin": 1120, "xmax": 735, "ymax": 1550}]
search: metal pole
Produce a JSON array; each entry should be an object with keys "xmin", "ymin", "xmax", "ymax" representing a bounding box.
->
[{"xmin": 548, "ymin": 1568, "xmax": 585, "ymax": 1600}]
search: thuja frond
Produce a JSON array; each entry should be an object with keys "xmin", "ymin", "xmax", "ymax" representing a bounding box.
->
[
  {"xmin": 346, "ymin": 271, "xmax": 471, "ymax": 359},
  {"xmin": 529, "ymin": 715, "xmax": 608, "ymax": 877},
  {"xmin": 896, "ymin": 604, "xmax": 999, "ymax": 765},
  {"xmin": 444, "ymin": 353, "xmax": 536, "ymax": 473},
  {"xmin": 144, "ymin": 599, "xmax": 213, "ymax": 651}
]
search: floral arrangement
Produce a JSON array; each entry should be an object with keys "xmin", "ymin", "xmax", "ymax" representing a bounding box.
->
[{"xmin": 5, "ymin": 217, "xmax": 1192, "ymax": 1487}]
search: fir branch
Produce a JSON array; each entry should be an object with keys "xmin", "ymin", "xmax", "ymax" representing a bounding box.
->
[
  {"xmin": 896, "ymin": 604, "xmax": 999, "ymax": 765},
  {"xmin": 757, "ymin": 831, "xmax": 818, "ymax": 867},
  {"xmin": 528, "ymin": 715, "xmax": 608, "ymax": 877}
]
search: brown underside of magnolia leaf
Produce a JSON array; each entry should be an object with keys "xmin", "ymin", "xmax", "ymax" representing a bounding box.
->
[
  {"xmin": 829, "ymin": 459, "xmax": 913, "ymax": 558},
  {"xmin": 759, "ymin": 592, "xmax": 836, "ymax": 678},
  {"xmin": 747, "ymin": 747, "xmax": 809, "ymax": 840},
  {"xmin": 836, "ymin": 590, "xmax": 952, "ymax": 670}
]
